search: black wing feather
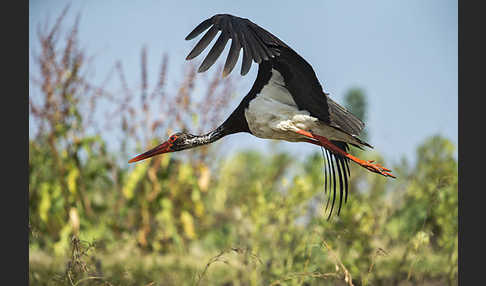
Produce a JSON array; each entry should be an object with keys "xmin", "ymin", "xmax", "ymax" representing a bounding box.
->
[
  {"xmin": 237, "ymin": 25, "xmax": 254, "ymax": 76},
  {"xmin": 186, "ymin": 25, "xmax": 219, "ymax": 60},
  {"xmin": 185, "ymin": 14, "xmax": 287, "ymax": 76},
  {"xmin": 198, "ymin": 31, "xmax": 230, "ymax": 73},
  {"xmin": 244, "ymin": 27, "xmax": 263, "ymax": 63},
  {"xmin": 223, "ymin": 23, "xmax": 241, "ymax": 77},
  {"xmin": 271, "ymin": 50, "xmax": 332, "ymax": 124},
  {"xmin": 185, "ymin": 18, "xmax": 213, "ymax": 40}
]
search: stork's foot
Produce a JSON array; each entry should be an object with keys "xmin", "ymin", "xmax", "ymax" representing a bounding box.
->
[
  {"xmin": 360, "ymin": 160, "xmax": 395, "ymax": 178},
  {"xmin": 295, "ymin": 129, "xmax": 396, "ymax": 179}
]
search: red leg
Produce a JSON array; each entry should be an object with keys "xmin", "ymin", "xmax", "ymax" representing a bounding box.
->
[{"xmin": 297, "ymin": 130, "xmax": 395, "ymax": 178}]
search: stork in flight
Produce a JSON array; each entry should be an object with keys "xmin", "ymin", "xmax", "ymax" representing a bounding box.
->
[{"xmin": 129, "ymin": 14, "xmax": 395, "ymax": 217}]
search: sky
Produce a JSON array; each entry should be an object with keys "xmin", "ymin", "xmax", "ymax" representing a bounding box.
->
[{"xmin": 29, "ymin": 0, "xmax": 457, "ymax": 165}]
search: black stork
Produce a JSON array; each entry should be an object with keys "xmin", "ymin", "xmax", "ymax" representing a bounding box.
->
[{"xmin": 129, "ymin": 14, "xmax": 395, "ymax": 217}]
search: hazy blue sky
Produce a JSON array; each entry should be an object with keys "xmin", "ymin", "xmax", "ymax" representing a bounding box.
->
[{"xmin": 29, "ymin": 0, "xmax": 457, "ymax": 165}]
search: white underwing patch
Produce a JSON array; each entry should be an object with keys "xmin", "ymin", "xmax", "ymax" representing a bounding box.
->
[{"xmin": 245, "ymin": 69, "xmax": 364, "ymax": 146}]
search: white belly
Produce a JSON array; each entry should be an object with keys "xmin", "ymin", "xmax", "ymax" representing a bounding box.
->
[{"xmin": 244, "ymin": 69, "xmax": 357, "ymax": 144}]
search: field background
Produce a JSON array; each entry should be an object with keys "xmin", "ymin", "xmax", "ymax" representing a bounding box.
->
[{"xmin": 29, "ymin": 3, "xmax": 458, "ymax": 285}]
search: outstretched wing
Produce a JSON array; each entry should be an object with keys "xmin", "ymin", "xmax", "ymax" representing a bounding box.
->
[
  {"xmin": 185, "ymin": 14, "xmax": 288, "ymax": 77},
  {"xmin": 184, "ymin": 14, "xmax": 364, "ymax": 137},
  {"xmin": 185, "ymin": 14, "xmax": 332, "ymax": 124}
]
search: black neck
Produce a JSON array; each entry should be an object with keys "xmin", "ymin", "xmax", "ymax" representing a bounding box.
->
[
  {"xmin": 184, "ymin": 101, "xmax": 251, "ymax": 148},
  {"xmin": 183, "ymin": 62, "xmax": 275, "ymax": 148},
  {"xmin": 186, "ymin": 126, "xmax": 227, "ymax": 147}
]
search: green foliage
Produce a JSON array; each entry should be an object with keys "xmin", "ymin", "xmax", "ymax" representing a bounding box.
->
[
  {"xmin": 344, "ymin": 88, "xmax": 367, "ymax": 122},
  {"xmin": 344, "ymin": 88, "xmax": 369, "ymax": 140},
  {"xmin": 29, "ymin": 134, "xmax": 458, "ymax": 285}
]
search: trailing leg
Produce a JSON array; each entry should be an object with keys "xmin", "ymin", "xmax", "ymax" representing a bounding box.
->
[{"xmin": 296, "ymin": 129, "xmax": 395, "ymax": 178}]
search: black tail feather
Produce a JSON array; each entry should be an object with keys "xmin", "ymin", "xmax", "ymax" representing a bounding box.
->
[
  {"xmin": 327, "ymin": 150, "xmax": 337, "ymax": 220},
  {"xmin": 321, "ymin": 141, "xmax": 351, "ymax": 220},
  {"xmin": 324, "ymin": 149, "xmax": 333, "ymax": 214}
]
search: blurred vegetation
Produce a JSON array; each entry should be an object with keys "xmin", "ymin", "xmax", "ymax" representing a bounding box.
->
[
  {"xmin": 344, "ymin": 88, "xmax": 368, "ymax": 141},
  {"xmin": 29, "ymin": 8, "xmax": 458, "ymax": 286}
]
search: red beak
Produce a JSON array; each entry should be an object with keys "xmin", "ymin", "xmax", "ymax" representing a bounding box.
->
[{"xmin": 128, "ymin": 141, "xmax": 172, "ymax": 163}]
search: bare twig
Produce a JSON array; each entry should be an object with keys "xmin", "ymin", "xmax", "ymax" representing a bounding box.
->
[
  {"xmin": 194, "ymin": 247, "xmax": 262, "ymax": 286},
  {"xmin": 321, "ymin": 240, "xmax": 354, "ymax": 286}
]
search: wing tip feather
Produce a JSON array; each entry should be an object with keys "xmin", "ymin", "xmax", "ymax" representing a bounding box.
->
[{"xmin": 184, "ymin": 14, "xmax": 285, "ymax": 77}]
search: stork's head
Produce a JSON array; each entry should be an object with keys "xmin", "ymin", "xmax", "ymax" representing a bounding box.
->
[{"xmin": 128, "ymin": 132, "xmax": 197, "ymax": 163}]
